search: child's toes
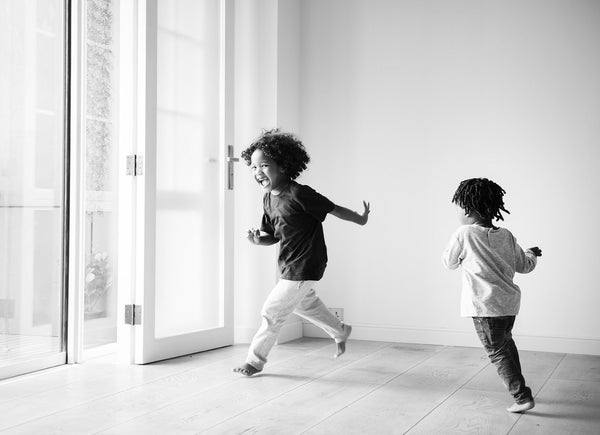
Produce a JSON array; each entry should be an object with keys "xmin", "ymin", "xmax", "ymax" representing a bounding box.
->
[{"xmin": 233, "ymin": 363, "xmax": 261, "ymax": 376}]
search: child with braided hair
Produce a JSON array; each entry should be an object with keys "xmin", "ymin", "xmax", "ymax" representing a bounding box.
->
[
  {"xmin": 233, "ymin": 129, "xmax": 370, "ymax": 377},
  {"xmin": 443, "ymin": 177, "xmax": 542, "ymax": 413}
]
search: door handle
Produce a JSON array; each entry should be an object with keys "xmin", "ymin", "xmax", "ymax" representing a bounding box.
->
[{"xmin": 227, "ymin": 145, "xmax": 240, "ymax": 190}]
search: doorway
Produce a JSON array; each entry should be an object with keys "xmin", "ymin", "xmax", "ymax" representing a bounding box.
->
[{"xmin": 80, "ymin": 0, "xmax": 235, "ymax": 364}]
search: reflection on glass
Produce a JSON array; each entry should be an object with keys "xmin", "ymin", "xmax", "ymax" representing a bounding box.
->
[
  {"xmin": 155, "ymin": 0, "xmax": 223, "ymax": 338},
  {"xmin": 0, "ymin": 0, "xmax": 65, "ymax": 374}
]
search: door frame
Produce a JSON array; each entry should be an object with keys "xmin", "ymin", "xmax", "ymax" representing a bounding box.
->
[{"xmin": 66, "ymin": 0, "xmax": 85, "ymax": 364}]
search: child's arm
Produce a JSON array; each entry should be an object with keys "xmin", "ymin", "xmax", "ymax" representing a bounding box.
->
[
  {"xmin": 515, "ymin": 245, "xmax": 541, "ymax": 273},
  {"xmin": 247, "ymin": 228, "xmax": 278, "ymax": 246},
  {"xmin": 442, "ymin": 236, "xmax": 463, "ymax": 270},
  {"xmin": 330, "ymin": 201, "xmax": 370, "ymax": 225}
]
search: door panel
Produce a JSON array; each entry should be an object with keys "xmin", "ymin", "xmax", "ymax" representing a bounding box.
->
[{"xmin": 130, "ymin": 0, "xmax": 234, "ymax": 364}]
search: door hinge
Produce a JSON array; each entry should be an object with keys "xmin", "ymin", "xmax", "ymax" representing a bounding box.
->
[
  {"xmin": 126, "ymin": 155, "xmax": 144, "ymax": 176},
  {"xmin": 124, "ymin": 304, "xmax": 142, "ymax": 325}
]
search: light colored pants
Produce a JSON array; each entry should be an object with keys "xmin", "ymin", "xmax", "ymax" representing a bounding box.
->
[{"xmin": 246, "ymin": 279, "xmax": 346, "ymax": 370}]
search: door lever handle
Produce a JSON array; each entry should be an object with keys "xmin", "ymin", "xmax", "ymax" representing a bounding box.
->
[{"xmin": 227, "ymin": 145, "xmax": 240, "ymax": 190}]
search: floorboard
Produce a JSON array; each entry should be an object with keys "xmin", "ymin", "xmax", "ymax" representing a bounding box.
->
[{"xmin": 0, "ymin": 338, "xmax": 598, "ymax": 435}]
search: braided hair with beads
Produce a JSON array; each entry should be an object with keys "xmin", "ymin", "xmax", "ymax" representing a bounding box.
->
[{"xmin": 452, "ymin": 178, "xmax": 510, "ymax": 222}]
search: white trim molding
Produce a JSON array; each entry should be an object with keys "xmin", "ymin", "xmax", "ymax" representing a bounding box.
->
[{"xmin": 303, "ymin": 322, "xmax": 600, "ymax": 356}]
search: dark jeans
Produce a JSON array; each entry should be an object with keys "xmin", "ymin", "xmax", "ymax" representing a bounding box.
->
[{"xmin": 473, "ymin": 316, "xmax": 533, "ymax": 404}]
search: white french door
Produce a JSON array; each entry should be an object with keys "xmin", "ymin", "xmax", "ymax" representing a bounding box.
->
[
  {"xmin": 0, "ymin": 0, "xmax": 68, "ymax": 379},
  {"xmin": 118, "ymin": 0, "xmax": 234, "ymax": 364}
]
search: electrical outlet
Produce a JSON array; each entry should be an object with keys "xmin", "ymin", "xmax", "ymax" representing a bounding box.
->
[{"xmin": 328, "ymin": 307, "xmax": 343, "ymax": 321}]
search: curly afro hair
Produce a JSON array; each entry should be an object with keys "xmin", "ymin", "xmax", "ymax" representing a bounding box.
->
[
  {"xmin": 452, "ymin": 177, "xmax": 510, "ymax": 222},
  {"xmin": 241, "ymin": 129, "xmax": 310, "ymax": 180}
]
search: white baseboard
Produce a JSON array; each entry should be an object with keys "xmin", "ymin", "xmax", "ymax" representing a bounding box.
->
[{"xmin": 302, "ymin": 322, "xmax": 600, "ymax": 356}]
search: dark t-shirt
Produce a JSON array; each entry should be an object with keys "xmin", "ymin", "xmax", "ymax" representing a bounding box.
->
[{"xmin": 260, "ymin": 181, "xmax": 335, "ymax": 281}]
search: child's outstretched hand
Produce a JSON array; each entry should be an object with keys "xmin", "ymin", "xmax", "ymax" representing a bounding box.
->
[
  {"xmin": 330, "ymin": 201, "xmax": 371, "ymax": 225},
  {"xmin": 359, "ymin": 201, "xmax": 371, "ymax": 225},
  {"xmin": 528, "ymin": 246, "xmax": 542, "ymax": 257},
  {"xmin": 247, "ymin": 228, "xmax": 261, "ymax": 245}
]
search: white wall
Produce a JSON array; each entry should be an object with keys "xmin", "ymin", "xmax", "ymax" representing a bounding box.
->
[{"xmin": 294, "ymin": 0, "xmax": 600, "ymax": 355}]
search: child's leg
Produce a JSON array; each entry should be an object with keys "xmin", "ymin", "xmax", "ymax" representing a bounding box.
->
[
  {"xmin": 506, "ymin": 332, "xmax": 523, "ymax": 373},
  {"xmin": 473, "ymin": 316, "xmax": 534, "ymax": 410},
  {"xmin": 503, "ymin": 328, "xmax": 535, "ymax": 412},
  {"xmin": 236, "ymin": 280, "xmax": 315, "ymax": 375},
  {"xmin": 293, "ymin": 287, "xmax": 352, "ymax": 357}
]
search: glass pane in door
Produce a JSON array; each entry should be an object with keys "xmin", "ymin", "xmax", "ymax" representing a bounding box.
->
[
  {"xmin": 0, "ymin": 0, "xmax": 67, "ymax": 378},
  {"xmin": 82, "ymin": 0, "xmax": 119, "ymax": 353},
  {"xmin": 155, "ymin": 0, "xmax": 222, "ymax": 338}
]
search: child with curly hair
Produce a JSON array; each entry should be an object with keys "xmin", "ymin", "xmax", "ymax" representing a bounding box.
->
[
  {"xmin": 233, "ymin": 129, "xmax": 370, "ymax": 376},
  {"xmin": 443, "ymin": 177, "xmax": 542, "ymax": 413}
]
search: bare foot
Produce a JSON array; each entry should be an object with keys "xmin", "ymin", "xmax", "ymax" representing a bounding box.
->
[
  {"xmin": 506, "ymin": 400, "xmax": 535, "ymax": 413},
  {"xmin": 233, "ymin": 363, "xmax": 261, "ymax": 376},
  {"xmin": 334, "ymin": 324, "xmax": 352, "ymax": 358}
]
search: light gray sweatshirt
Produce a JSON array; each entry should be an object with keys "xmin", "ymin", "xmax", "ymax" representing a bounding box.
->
[{"xmin": 442, "ymin": 224, "xmax": 537, "ymax": 317}]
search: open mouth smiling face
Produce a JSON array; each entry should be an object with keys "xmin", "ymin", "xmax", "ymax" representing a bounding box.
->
[
  {"xmin": 256, "ymin": 175, "xmax": 270, "ymax": 188},
  {"xmin": 250, "ymin": 149, "xmax": 287, "ymax": 192}
]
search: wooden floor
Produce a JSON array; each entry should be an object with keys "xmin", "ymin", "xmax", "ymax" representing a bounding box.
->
[{"xmin": 0, "ymin": 338, "xmax": 599, "ymax": 434}]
